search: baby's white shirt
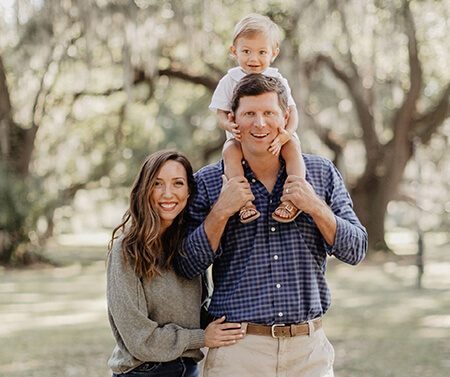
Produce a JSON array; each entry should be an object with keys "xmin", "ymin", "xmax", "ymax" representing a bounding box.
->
[
  {"xmin": 209, "ymin": 67, "xmax": 296, "ymax": 140},
  {"xmin": 209, "ymin": 67, "xmax": 296, "ymax": 114}
]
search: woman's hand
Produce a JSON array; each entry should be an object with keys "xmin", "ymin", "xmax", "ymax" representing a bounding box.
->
[{"xmin": 204, "ymin": 316, "xmax": 245, "ymax": 348}]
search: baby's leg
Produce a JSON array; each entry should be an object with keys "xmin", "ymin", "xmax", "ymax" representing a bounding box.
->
[
  {"xmin": 283, "ymin": 136, "xmax": 305, "ymax": 178},
  {"xmin": 223, "ymin": 139, "xmax": 260, "ymax": 223},
  {"xmin": 223, "ymin": 139, "xmax": 245, "ymax": 179},
  {"xmin": 272, "ymin": 137, "xmax": 304, "ymax": 222}
]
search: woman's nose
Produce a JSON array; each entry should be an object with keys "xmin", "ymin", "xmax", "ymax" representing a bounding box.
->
[{"xmin": 162, "ymin": 186, "xmax": 173, "ymax": 198}]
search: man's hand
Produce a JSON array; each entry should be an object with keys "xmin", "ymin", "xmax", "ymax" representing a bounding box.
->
[
  {"xmin": 280, "ymin": 175, "xmax": 319, "ymax": 213},
  {"xmin": 214, "ymin": 175, "xmax": 254, "ymax": 219},
  {"xmin": 203, "ymin": 176, "xmax": 255, "ymax": 251},
  {"xmin": 281, "ymin": 175, "xmax": 337, "ymax": 246},
  {"xmin": 268, "ymin": 126, "xmax": 292, "ymax": 156}
]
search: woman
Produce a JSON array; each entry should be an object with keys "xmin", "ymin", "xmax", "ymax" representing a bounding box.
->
[{"xmin": 106, "ymin": 150, "xmax": 244, "ymax": 377}]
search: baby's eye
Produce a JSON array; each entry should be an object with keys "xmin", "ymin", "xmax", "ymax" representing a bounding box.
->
[
  {"xmin": 259, "ymin": 51, "xmax": 267, "ymax": 55},
  {"xmin": 243, "ymin": 49, "xmax": 250, "ymax": 54}
]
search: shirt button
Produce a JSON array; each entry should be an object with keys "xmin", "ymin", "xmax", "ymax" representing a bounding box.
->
[
  {"xmin": 270, "ymin": 200, "xmax": 272, "ymax": 204},
  {"xmin": 274, "ymin": 255, "xmax": 279, "ymax": 260},
  {"xmin": 271, "ymin": 227, "xmax": 276, "ymax": 232},
  {"xmin": 278, "ymin": 312, "xmax": 284, "ymax": 317},
  {"xmin": 242, "ymin": 160, "xmax": 246, "ymax": 165},
  {"xmin": 276, "ymin": 284, "xmax": 281, "ymax": 289},
  {"xmin": 251, "ymin": 179, "xmax": 256, "ymax": 183}
]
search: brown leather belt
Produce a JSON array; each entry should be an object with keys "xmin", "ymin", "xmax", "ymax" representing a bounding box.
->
[{"xmin": 246, "ymin": 319, "xmax": 322, "ymax": 338}]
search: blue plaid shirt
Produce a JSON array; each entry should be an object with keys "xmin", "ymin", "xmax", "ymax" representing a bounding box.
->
[{"xmin": 177, "ymin": 154, "xmax": 367, "ymax": 325}]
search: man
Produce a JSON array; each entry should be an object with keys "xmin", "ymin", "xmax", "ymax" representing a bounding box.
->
[{"xmin": 177, "ymin": 74, "xmax": 367, "ymax": 376}]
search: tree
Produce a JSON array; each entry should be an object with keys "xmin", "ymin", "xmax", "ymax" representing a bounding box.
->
[
  {"xmin": 0, "ymin": 0, "xmax": 448, "ymax": 263},
  {"xmin": 299, "ymin": 0, "xmax": 449, "ymax": 250},
  {"xmin": 147, "ymin": 0, "xmax": 449, "ymax": 250}
]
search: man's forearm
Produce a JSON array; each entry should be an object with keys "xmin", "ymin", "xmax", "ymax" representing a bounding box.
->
[
  {"xmin": 203, "ymin": 201, "xmax": 231, "ymax": 251},
  {"xmin": 309, "ymin": 198, "xmax": 337, "ymax": 246}
]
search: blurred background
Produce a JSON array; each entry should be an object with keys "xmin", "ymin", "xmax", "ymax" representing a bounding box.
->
[{"xmin": 0, "ymin": 0, "xmax": 449, "ymax": 376}]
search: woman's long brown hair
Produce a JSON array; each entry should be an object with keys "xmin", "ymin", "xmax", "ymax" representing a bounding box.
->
[{"xmin": 107, "ymin": 150, "xmax": 196, "ymax": 281}]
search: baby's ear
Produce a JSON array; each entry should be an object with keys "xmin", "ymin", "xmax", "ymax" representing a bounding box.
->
[
  {"xmin": 271, "ymin": 47, "xmax": 280, "ymax": 63},
  {"xmin": 230, "ymin": 45, "xmax": 237, "ymax": 58}
]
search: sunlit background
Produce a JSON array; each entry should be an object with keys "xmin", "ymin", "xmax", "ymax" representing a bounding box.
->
[{"xmin": 0, "ymin": 0, "xmax": 449, "ymax": 376}]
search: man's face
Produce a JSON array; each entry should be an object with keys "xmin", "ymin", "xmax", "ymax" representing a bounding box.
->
[{"xmin": 234, "ymin": 91, "xmax": 288, "ymax": 157}]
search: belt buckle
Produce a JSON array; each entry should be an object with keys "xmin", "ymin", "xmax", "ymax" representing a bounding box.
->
[{"xmin": 271, "ymin": 323, "xmax": 286, "ymax": 338}]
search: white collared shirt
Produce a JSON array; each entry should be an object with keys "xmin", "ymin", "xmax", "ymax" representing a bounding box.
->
[{"xmin": 209, "ymin": 67, "xmax": 296, "ymax": 114}]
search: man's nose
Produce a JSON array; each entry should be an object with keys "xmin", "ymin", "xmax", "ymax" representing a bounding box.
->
[{"xmin": 253, "ymin": 114, "xmax": 266, "ymax": 127}]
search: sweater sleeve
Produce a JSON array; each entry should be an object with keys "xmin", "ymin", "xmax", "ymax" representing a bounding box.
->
[{"xmin": 106, "ymin": 241, "xmax": 205, "ymax": 362}]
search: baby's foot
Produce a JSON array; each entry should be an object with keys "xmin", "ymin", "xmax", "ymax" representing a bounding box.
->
[
  {"xmin": 272, "ymin": 202, "xmax": 301, "ymax": 223},
  {"xmin": 239, "ymin": 202, "xmax": 260, "ymax": 224}
]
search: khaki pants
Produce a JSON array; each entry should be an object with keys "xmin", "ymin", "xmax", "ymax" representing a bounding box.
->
[{"xmin": 202, "ymin": 325, "xmax": 334, "ymax": 377}]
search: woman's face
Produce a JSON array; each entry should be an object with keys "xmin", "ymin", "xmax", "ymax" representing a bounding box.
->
[{"xmin": 151, "ymin": 160, "xmax": 190, "ymax": 233}]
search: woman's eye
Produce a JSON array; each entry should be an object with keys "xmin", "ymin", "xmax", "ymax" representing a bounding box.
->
[
  {"xmin": 175, "ymin": 181, "xmax": 184, "ymax": 186},
  {"xmin": 154, "ymin": 181, "xmax": 162, "ymax": 187}
]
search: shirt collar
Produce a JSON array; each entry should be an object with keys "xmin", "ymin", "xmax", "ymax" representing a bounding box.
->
[
  {"xmin": 227, "ymin": 67, "xmax": 278, "ymax": 81},
  {"xmin": 241, "ymin": 158, "xmax": 287, "ymax": 195}
]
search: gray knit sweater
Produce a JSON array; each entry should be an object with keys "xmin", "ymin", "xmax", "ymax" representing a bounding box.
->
[{"xmin": 107, "ymin": 237, "xmax": 205, "ymax": 374}]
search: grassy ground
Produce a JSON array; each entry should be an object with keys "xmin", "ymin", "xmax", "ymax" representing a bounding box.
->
[{"xmin": 0, "ymin": 232, "xmax": 449, "ymax": 377}]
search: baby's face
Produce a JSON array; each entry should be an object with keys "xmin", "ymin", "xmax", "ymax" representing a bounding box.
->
[{"xmin": 231, "ymin": 34, "xmax": 279, "ymax": 74}]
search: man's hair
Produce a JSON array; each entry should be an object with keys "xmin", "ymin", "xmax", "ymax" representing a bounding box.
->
[
  {"xmin": 232, "ymin": 13, "xmax": 280, "ymax": 50},
  {"xmin": 231, "ymin": 74, "xmax": 288, "ymax": 114}
]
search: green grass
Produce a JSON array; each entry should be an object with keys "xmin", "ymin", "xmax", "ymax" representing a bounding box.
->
[{"xmin": 0, "ymin": 234, "xmax": 449, "ymax": 376}]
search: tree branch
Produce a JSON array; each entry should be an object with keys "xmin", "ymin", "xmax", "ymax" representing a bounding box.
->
[
  {"xmin": 393, "ymin": 1, "xmax": 422, "ymax": 140},
  {"xmin": 306, "ymin": 53, "xmax": 381, "ymax": 174},
  {"xmin": 158, "ymin": 68, "xmax": 218, "ymax": 92},
  {"xmin": 412, "ymin": 84, "xmax": 450, "ymax": 144}
]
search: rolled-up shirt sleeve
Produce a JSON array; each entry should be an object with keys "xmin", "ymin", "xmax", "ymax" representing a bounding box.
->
[{"xmin": 321, "ymin": 160, "xmax": 367, "ymax": 265}]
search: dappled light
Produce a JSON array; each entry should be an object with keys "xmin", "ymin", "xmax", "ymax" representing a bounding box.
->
[
  {"xmin": 0, "ymin": 0, "xmax": 449, "ymax": 375},
  {"xmin": 0, "ymin": 233, "xmax": 448, "ymax": 375}
]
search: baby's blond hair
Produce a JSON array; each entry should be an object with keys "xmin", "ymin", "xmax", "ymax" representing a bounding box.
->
[{"xmin": 232, "ymin": 13, "xmax": 280, "ymax": 50}]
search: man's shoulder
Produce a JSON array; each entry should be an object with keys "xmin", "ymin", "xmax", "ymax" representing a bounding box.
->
[
  {"xmin": 194, "ymin": 160, "xmax": 224, "ymax": 181},
  {"xmin": 303, "ymin": 153, "xmax": 333, "ymax": 167},
  {"xmin": 303, "ymin": 154, "xmax": 339, "ymax": 178}
]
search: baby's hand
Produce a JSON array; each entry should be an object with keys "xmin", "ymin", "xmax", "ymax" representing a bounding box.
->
[
  {"xmin": 228, "ymin": 113, "xmax": 241, "ymax": 141},
  {"xmin": 269, "ymin": 126, "xmax": 291, "ymax": 156}
]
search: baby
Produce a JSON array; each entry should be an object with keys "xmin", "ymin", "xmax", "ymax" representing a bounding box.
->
[{"xmin": 209, "ymin": 13, "xmax": 306, "ymax": 223}]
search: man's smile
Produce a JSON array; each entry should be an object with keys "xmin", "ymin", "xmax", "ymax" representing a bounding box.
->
[{"xmin": 251, "ymin": 132, "xmax": 269, "ymax": 138}]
